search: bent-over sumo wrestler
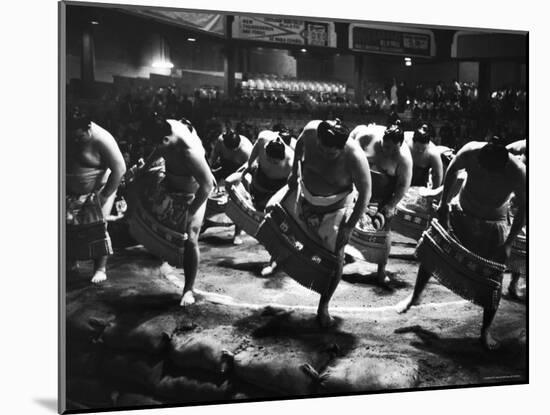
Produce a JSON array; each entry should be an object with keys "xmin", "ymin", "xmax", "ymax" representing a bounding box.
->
[
  {"xmin": 388, "ymin": 125, "xmax": 448, "ymax": 241},
  {"xmin": 257, "ymin": 119, "xmax": 371, "ymax": 327},
  {"xmin": 239, "ymin": 130, "xmax": 294, "ymax": 275},
  {"xmin": 208, "ymin": 130, "xmax": 253, "ymax": 244},
  {"xmin": 398, "ymin": 138, "xmax": 526, "ymax": 350},
  {"xmin": 506, "ymin": 139, "xmax": 527, "ymax": 300},
  {"xmin": 242, "ymin": 130, "xmax": 294, "ymax": 212},
  {"xmin": 350, "ymin": 123, "xmax": 413, "ymax": 285},
  {"xmin": 66, "ymin": 110, "xmax": 126, "ymax": 283},
  {"xmin": 129, "ymin": 116, "xmax": 215, "ymax": 306},
  {"xmin": 405, "ymin": 124, "xmax": 444, "ymax": 188}
]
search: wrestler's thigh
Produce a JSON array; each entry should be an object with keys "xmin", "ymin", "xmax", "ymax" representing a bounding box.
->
[{"xmin": 186, "ymin": 201, "xmax": 207, "ymax": 242}]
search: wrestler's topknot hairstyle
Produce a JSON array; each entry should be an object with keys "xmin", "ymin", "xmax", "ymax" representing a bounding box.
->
[
  {"xmin": 412, "ymin": 124, "xmax": 431, "ymax": 144},
  {"xmin": 222, "ymin": 130, "xmax": 241, "ymax": 150},
  {"xmin": 383, "ymin": 123, "xmax": 405, "ymax": 145},
  {"xmin": 273, "ymin": 123, "xmax": 292, "ymax": 146},
  {"xmin": 179, "ymin": 117, "xmax": 195, "ymax": 134},
  {"xmin": 317, "ymin": 118, "xmax": 350, "ymax": 149},
  {"xmin": 143, "ymin": 112, "xmax": 172, "ymax": 143},
  {"xmin": 67, "ymin": 107, "xmax": 91, "ymax": 131},
  {"xmin": 478, "ymin": 136, "xmax": 509, "ymax": 171},
  {"xmin": 265, "ymin": 137, "xmax": 286, "ymax": 160}
]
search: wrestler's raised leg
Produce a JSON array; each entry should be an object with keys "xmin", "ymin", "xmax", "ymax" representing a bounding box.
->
[
  {"xmin": 91, "ymin": 193, "xmax": 116, "ymax": 284},
  {"xmin": 397, "ymin": 265, "xmax": 431, "ymax": 313},
  {"xmin": 233, "ymin": 225, "xmax": 243, "ymax": 245},
  {"xmin": 376, "ymin": 262, "xmax": 391, "ymax": 287},
  {"xmin": 317, "ymin": 250, "xmax": 344, "ymax": 328},
  {"xmin": 91, "ymin": 256, "xmax": 108, "ymax": 283},
  {"xmin": 261, "ymin": 257, "xmax": 278, "ymax": 276},
  {"xmin": 481, "ymin": 306, "xmax": 500, "ymax": 350},
  {"xmin": 180, "ymin": 203, "xmax": 207, "ymax": 307},
  {"xmin": 376, "ymin": 221, "xmax": 392, "ymax": 287}
]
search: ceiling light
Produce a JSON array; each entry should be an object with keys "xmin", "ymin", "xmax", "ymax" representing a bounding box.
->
[
  {"xmin": 187, "ymin": 37, "xmax": 196, "ymax": 42},
  {"xmin": 152, "ymin": 60, "xmax": 174, "ymax": 69},
  {"xmin": 90, "ymin": 20, "xmax": 99, "ymax": 25},
  {"xmin": 300, "ymin": 48, "xmax": 307, "ymax": 53}
]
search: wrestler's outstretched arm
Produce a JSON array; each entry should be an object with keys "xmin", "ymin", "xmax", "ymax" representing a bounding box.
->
[
  {"xmin": 437, "ymin": 142, "xmax": 472, "ymax": 225},
  {"xmin": 382, "ymin": 146, "xmax": 413, "ymax": 218},
  {"xmin": 241, "ymin": 135, "xmax": 253, "ymax": 159},
  {"xmin": 187, "ymin": 149, "xmax": 215, "ymax": 216},
  {"xmin": 288, "ymin": 128, "xmax": 307, "ymax": 190},
  {"xmin": 347, "ymin": 143, "xmax": 372, "ymax": 228},
  {"xmin": 503, "ymin": 160, "xmax": 526, "ymax": 253},
  {"xmin": 335, "ymin": 143, "xmax": 372, "ymax": 251},
  {"xmin": 208, "ymin": 136, "xmax": 222, "ymax": 167},
  {"xmin": 243, "ymin": 135, "xmax": 265, "ymax": 174},
  {"xmin": 429, "ymin": 148, "xmax": 444, "ymax": 188},
  {"xmin": 97, "ymin": 129, "xmax": 126, "ymax": 201}
]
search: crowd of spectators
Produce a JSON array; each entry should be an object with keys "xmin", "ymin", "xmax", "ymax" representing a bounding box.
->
[
  {"xmin": 360, "ymin": 79, "xmax": 527, "ymax": 149},
  {"xmin": 68, "ymin": 76, "xmax": 527, "ymax": 171}
]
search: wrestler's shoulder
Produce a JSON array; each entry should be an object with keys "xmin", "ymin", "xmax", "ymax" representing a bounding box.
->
[
  {"xmin": 240, "ymin": 134, "xmax": 253, "ymax": 146},
  {"xmin": 344, "ymin": 139, "xmax": 367, "ymax": 160},
  {"xmin": 427, "ymin": 144, "xmax": 443, "ymax": 158},
  {"xmin": 460, "ymin": 141, "xmax": 485, "ymax": 152},
  {"xmin": 349, "ymin": 124, "xmax": 369, "ymax": 139},
  {"xmin": 91, "ymin": 122, "xmax": 115, "ymax": 141},
  {"xmin": 303, "ymin": 120, "xmax": 323, "ymax": 132},
  {"xmin": 257, "ymin": 130, "xmax": 277, "ymax": 141},
  {"xmin": 508, "ymin": 153, "xmax": 526, "ymax": 175}
]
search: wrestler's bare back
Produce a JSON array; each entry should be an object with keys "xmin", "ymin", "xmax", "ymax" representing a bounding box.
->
[
  {"xmin": 161, "ymin": 120, "xmax": 207, "ymax": 177},
  {"xmin": 301, "ymin": 126, "xmax": 356, "ymax": 196},
  {"xmin": 216, "ymin": 135, "xmax": 253, "ymax": 166}
]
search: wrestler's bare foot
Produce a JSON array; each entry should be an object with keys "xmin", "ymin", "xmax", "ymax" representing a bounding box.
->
[
  {"xmin": 396, "ymin": 294, "xmax": 418, "ymax": 314},
  {"xmin": 481, "ymin": 331, "xmax": 500, "ymax": 351},
  {"xmin": 261, "ymin": 261, "xmax": 277, "ymax": 276},
  {"xmin": 180, "ymin": 290, "xmax": 196, "ymax": 307},
  {"xmin": 507, "ymin": 283, "xmax": 524, "ymax": 302},
  {"xmin": 91, "ymin": 270, "xmax": 107, "ymax": 284},
  {"xmin": 377, "ymin": 269, "xmax": 391, "ymax": 289},
  {"xmin": 316, "ymin": 308, "xmax": 335, "ymax": 328}
]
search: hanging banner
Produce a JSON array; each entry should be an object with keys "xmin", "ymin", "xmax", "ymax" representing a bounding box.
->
[
  {"xmin": 126, "ymin": 9, "xmax": 225, "ymax": 36},
  {"xmin": 349, "ymin": 24, "xmax": 435, "ymax": 57},
  {"xmin": 233, "ymin": 16, "xmax": 336, "ymax": 47}
]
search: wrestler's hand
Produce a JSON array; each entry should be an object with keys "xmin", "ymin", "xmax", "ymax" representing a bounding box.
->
[
  {"xmin": 380, "ymin": 204, "xmax": 396, "ymax": 219},
  {"xmin": 335, "ymin": 223, "xmax": 354, "ymax": 252},
  {"xmin": 436, "ymin": 202, "xmax": 450, "ymax": 229}
]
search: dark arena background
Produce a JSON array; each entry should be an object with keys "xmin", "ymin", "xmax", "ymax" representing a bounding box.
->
[{"xmin": 60, "ymin": 1, "xmax": 527, "ymax": 413}]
